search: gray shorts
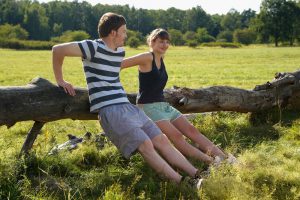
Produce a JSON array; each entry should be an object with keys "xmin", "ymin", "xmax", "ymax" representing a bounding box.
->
[{"xmin": 98, "ymin": 103, "xmax": 162, "ymax": 158}]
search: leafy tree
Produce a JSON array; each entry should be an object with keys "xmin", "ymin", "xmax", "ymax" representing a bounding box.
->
[
  {"xmin": 210, "ymin": 14, "xmax": 223, "ymax": 37},
  {"xmin": 221, "ymin": 9, "xmax": 242, "ymax": 31},
  {"xmin": 182, "ymin": 6, "xmax": 212, "ymax": 32},
  {"xmin": 296, "ymin": 1, "xmax": 300, "ymax": 43},
  {"xmin": 248, "ymin": 15, "xmax": 270, "ymax": 43},
  {"xmin": 164, "ymin": 7, "xmax": 185, "ymax": 31},
  {"xmin": 240, "ymin": 9, "xmax": 257, "ymax": 29},
  {"xmin": 128, "ymin": 9, "xmax": 154, "ymax": 36},
  {"xmin": 257, "ymin": 0, "xmax": 300, "ymax": 46},
  {"xmin": 2, "ymin": 0, "xmax": 298, "ymax": 46},
  {"xmin": 0, "ymin": 0, "xmax": 25, "ymax": 25},
  {"xmin": 280, "ymin": 1, "xmax": 300, "ymax": 45},
  {"xmin": 23, "ymin": 2, "xmax": 50, "ymax": 40}
]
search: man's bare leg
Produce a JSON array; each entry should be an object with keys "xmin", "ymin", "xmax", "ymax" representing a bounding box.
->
[
  {"xmin": 151, "ymin": 134, "xmax": 198, "ymax": 177},
  {"xmin": 138, "ymin": 139, "xmax": 182, "ymax": 183}
]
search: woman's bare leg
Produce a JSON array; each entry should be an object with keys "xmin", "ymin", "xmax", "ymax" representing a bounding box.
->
[
  {"xmin": 172, "ymin": 116, "xmax": 226, "ymax": 159},
  {"xmin": 156, "ymin": 120, "xmax": 213, "ymax": 164}
]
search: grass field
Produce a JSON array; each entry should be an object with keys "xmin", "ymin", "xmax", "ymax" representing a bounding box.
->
[{"xmin": 1, "ymin": 46, "xmax": 300, "ymax": 199}]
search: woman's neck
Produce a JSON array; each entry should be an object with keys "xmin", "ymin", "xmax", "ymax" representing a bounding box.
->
[{"xmin": 151, "ymin": 50, "xmax": 164, "ymax": 59}]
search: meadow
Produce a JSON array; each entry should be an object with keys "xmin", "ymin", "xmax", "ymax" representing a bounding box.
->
[{"xmin": 0, "ymin": 45, "xmax": 300, "ymax": 199}]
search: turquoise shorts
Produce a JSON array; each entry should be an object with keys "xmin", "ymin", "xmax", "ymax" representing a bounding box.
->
[{"xmin": 138, "ymin": 102, "xmax": 182, "ymax": 122}]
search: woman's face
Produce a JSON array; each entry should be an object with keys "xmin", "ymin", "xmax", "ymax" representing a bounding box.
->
[{"xmin": 151, "ymin": 37, "xmax": 170, "ymax": 54}]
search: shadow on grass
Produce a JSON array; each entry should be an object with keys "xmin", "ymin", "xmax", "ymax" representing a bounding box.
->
[
  {"xmin": 194, "ymin": 112, "xmax": 283, "ymax": 153},
  {"xmin": 12, "ymin": 148, "xmax": 202, "ymax": 199},
  {"xmin": 249, "ymin": 109, "xmax": 300, "ymax": 127},
  {"xmin": 8, "ymin": 110, "xmax": 300, "ymax": 199}
]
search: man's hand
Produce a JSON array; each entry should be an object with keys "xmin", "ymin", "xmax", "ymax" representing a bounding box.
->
[{"xmin": 57, "ymin": 80, "xmax": 76, "ymax": 96}]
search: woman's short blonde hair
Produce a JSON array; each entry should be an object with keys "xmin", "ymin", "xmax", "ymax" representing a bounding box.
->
[{"xmin": 147, "ymin": 28, "xmax": 170, "ymax": 45}]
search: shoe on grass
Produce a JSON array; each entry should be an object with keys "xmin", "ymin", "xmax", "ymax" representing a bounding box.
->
[
  {"xmin": 226, "ymin": 153, "xmax": 238, "ymax": 165},
  {"xmin": 195, "ymin": 168, "xmax": 210, "ymax": 179},
  {"xmin": 181, "ymin": 176, "xmax": 203, "ymax": 189}
]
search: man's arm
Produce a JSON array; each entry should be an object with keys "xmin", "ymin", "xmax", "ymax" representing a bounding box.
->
[{"xmin": 52, "ymin": 42, "xmax": 83, "ymax": 96}]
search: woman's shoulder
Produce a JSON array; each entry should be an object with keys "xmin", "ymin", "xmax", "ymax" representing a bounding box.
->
[{"xmin": 139, "ymin": 52, "xmax": 153, "ymax": 59}]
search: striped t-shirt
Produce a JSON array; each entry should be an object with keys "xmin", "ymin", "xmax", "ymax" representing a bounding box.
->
[{"xmin": 78, "ymin": 39, "xmax": 129, "ymax": 113}]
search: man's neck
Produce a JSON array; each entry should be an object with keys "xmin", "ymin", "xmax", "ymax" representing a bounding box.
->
[{"xmin": 101, "ymin": 38, "xmax": 117, "ymax": 51}]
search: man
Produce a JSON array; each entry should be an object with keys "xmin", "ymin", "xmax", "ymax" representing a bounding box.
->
[{"xmin": 52, "ymin": 12, "xmax": 202, "ymax": 187}]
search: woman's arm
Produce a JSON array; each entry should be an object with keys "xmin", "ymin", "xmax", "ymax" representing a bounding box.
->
[{"xmin": 121, "ymin": 52, "xmax": 152, "ymax": 70}]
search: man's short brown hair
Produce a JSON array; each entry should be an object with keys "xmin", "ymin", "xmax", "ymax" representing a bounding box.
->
[{"xmin": 98, "ymin": 12, "xmax": 126, "ymax": 38}]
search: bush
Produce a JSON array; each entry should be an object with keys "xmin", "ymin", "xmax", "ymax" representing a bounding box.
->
[
  {"xmin": 51, "ymin": 30, "xmax": 90, "ymax": 42},
  {"xmin": 234, "ymin": 29, "xmax": 257, "ymax": 45},
  {"xmin": 201, "ymin": 42, "xmax": 241, "ymax": 48},
  {"xmin": 0, "ymin": 39, "xmax": 55, "ymax": 50},
  {"xmin": 0, "ymin": 24, "xmax": 28, "ymax": 40},
  {"xmin": 126, "ymin": 29, "xmax": 144, "ymax": 44},
  {"xmin": 186, "ymin": 40, "xmax": 198, "ymax": 48},
  {"xmin": 168, "ymin": 29, "xmax": 184, "ymax": 46},
  {"xmin": 196, "ymin": 28, "xmax": 216, "ymax": 43},
  {"xmin": 217, "ymin": 31, "xmax": 233, "ymax": 42},
  {"xmin": 127, "ymin": 37, "xmax": 140, "ymax": 48},
  {"xmin": 183, "ymin": 31, "xmax": 197, "ymax": 42}
]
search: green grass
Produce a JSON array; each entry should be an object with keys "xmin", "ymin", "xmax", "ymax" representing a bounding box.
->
[{"xmin": 0, "ymin": 46, "xmax": 300, "ymax": 199}]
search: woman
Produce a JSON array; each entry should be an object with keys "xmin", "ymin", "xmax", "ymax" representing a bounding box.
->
[{"xmin": 122, "ymin": 28, "xmax": 234, "ymax": 165}]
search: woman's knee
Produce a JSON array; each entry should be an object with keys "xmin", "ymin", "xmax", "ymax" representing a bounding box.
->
[
  {"xmin": 167, "ymin": 130, "xmax": 186, "ymax": 145},
  {"xmin": 185, "ymin": 124, "xmax": 200, "ymax": 136},
  {"xmin": 152, "ymin": 134, "xmax": 171, "ymax": 147}
]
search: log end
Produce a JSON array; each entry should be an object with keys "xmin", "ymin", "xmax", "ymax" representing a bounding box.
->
[{"xmin": 29, "ymin": 77, "xmax": 56, "ymax": 87}]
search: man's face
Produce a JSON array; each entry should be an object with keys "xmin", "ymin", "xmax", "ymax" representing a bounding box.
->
[{"xmin": 114, "ymin": 24, "xmax": 127, "ymax": 47}]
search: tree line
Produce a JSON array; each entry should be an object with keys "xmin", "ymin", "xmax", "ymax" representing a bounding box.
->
[{"xmin": 0, "ymin": 0, "xmax": 300, "ymax": 47}]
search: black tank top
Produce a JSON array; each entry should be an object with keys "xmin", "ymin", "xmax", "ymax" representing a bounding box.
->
[{"xmin": 137, "ymin": 52, "xmax": 168, "ymax": 104}]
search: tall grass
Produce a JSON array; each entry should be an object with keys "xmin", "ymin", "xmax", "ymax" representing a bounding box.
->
[{"xmin": 0, "ymin": 46, "xmax": 300, "ymax": 199}]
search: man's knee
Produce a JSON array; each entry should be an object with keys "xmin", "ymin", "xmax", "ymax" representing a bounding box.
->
[{"xmin": 138, "ymin": 139, "xmax": 155, "ymax": 155}]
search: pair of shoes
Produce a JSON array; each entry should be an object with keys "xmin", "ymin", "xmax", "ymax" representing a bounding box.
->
[
  {"xmin": 226, "ymin": 153, "xmax": 238, "ymax": 165},
  {"xmin": 195, "ymin": 168, "xmax": 210, "ymax": 179},
  {"xmin": 212, "ymin": 156, "xmax": 223, "ymax": 167},
  {"xmin": 212, "ymin": 154, "xmax": 238, "ymax": 166},
  {"xmin": 181, "ymin": 176, "xmax": 203, "ymax": 189}
]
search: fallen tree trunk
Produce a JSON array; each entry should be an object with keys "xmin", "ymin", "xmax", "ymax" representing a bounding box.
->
[
  {"xmin": 1, "ymin": 74, "xmax": 300, "ymax": 128},
  {"xmin": 1, "ymin": 71, "xmax": 300, "ymax": 153}
]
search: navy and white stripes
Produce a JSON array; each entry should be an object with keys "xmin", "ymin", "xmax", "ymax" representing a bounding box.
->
[{"xmin": 78, "ymin": 39, "xmax": 129, "ymax": 112}]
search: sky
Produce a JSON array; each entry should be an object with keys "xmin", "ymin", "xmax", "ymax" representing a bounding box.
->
[{"xmin": 39, "ymin": 0, "xmax": 262, "ymax": 14}]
